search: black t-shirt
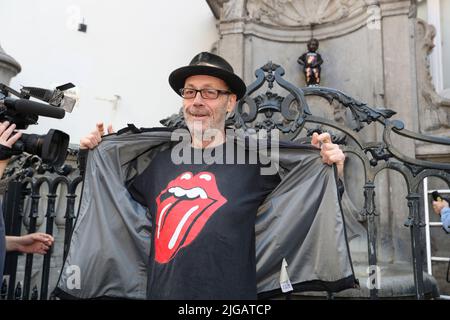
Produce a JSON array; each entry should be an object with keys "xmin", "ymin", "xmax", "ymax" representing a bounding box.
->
[{"xmin": 128, "ymin": 141, "xmax": 280, "ymax": 299}]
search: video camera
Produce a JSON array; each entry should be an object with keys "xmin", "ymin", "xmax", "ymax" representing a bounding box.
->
[{"xmin": 0, "ymin": 83, "xmax": 76, "ymax": 167}]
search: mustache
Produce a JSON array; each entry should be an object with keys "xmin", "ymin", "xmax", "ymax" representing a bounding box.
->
[{"xmin": 185, "ymin": 107, "xmax": 212, "ymax": 117}]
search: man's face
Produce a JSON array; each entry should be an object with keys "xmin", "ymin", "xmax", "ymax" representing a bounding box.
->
[{"xmin": 182, "ymin": 75, "xmax": 237, "ymax": 136}]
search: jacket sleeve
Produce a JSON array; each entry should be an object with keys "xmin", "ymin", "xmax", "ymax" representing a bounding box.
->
[
  {"xmin": 77, "ymin": 149, "xmax": 89, "ymax": 177},
  {"xmin": 441, "ymin": 207, "xmax": 450, "ymax": 233}
]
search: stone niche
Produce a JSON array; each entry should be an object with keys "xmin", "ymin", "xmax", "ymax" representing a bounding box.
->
[{"xmin": 207, "ymin": 0, "xmax": 449, "ymax": 298}]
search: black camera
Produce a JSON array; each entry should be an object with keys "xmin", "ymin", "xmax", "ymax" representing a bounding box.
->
[
  {"xmin": 431, "ymin": 191, "xmax": 450, "ymax": 204},
  {"xmin": 0, "ymin": 83, "xmax": 76, "ymax": 167}
]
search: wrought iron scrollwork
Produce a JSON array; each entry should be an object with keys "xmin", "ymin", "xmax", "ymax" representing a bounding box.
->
[
  {"xmin": 302, "ymin": 86, "xmax": 397, "ymax": 131},
  {"xmin": 261, "ymin": 61, "xmax": 280, "ymax": 89},
  {"xmin": 361, "ymin": 184, "xmax": 378, "ymax": 217},
  {"xmin": 232, "ymin": 63, "xmax": 311, "ymax": 137},
  {"xmin": 364, "ymin": 143, "xmax": 393, "ymax": 166},
  {"xmin": 160, "ymin": 110, "xmax": 185, "ymax": 129}
]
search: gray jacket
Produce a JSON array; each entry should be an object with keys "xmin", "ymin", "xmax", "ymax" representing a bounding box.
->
[{"xmin": 55, "ymin": 128, "xmax": 357, "ymax": 299}]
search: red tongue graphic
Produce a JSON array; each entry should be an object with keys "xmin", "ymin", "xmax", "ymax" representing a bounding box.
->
[{"xmin": 154, "ymin": 172, "xmax": 227, "ymax": 264}]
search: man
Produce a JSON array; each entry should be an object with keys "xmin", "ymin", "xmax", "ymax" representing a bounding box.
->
[
  {"xmin": 57, "ymin": 52, "xmax": 355, "ymax": 300},
  {"xmin": 433, "ymin": 198, "xmax": 450, "ymax": 233},
  {"xmin": 0, "ymin": 121, "xmax": 54, "ymax": 280}
]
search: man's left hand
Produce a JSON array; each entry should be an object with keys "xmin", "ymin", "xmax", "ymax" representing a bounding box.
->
[{"xmin": 311, "ymin": 132, "xmax": 345, "ymax": 178}]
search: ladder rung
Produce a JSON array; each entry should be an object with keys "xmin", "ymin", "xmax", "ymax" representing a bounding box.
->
[
  {"xmin": 431, "ymin": 257, "xmax": 450, "ymax": 262},
  {"xmin": 429, "ymin": 222, "xmax": 443, "ymax": 227},
  {"xmin": 428, "ymin": 189, "xmax": 450, "ymax": 194}
]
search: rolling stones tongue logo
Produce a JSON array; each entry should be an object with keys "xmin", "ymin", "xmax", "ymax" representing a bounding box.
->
[{"xmin": 154, "ymin": 172, "xmax": 227, "ymax": 264}]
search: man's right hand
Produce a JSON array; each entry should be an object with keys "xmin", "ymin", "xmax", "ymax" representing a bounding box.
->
[{"xmin": 79, "ymin": 122, "xmax": 114, "ymax": 150}]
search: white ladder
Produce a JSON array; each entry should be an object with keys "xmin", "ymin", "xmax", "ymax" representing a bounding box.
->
[{"xmin": 423, "ymin": 177, "xmax": 450, "ymax": 299}]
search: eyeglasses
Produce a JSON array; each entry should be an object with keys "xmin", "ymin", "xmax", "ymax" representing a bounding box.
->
[{"xmin": 179, "ymin": 88, "xmax": 231, "ymax": 100}]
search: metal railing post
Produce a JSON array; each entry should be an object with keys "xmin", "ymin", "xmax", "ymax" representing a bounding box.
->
[{"xmin": 3, "ymin": 180, "xmax": 24, "ymax": 300}]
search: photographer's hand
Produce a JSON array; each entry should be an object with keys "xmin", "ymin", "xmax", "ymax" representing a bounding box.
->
[
  {"xmin": 432, "ymin": 199, "xmax": 449, "ymax": 215},
  {"xmin": 80, "ymin": 122, "xmax": 114, "ymax": 150},
  {"xmin": 0, "ymin": 121, "xmax": 22, "ymax": 177},
  {"xmin": 6, "ymin": 232, "xmax": 54, "ymax": 254}
]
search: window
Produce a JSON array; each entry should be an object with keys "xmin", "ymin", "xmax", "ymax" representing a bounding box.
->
[{"xmin": 417, "ymin": 0, "xmax": 450, "ymax": 97}]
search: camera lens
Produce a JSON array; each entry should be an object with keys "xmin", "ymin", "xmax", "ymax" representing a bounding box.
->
[{"xmin": 15, "ymin": 129, "xmax": 69, "ymax": 166}]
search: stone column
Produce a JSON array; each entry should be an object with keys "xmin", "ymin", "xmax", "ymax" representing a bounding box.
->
[{"xmin": 0, "ymin": 44, "xmax": 21, "ymax": 85}]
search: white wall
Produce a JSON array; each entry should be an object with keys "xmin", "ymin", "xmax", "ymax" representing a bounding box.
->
[{"xmin": 0, "ymin": 0, "xmax": 218, "ymax": 143}]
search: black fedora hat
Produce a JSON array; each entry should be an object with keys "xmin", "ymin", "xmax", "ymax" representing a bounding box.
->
[{"xmin": 169, "ymin": 52, "xmax": 246, "ymax": 100}]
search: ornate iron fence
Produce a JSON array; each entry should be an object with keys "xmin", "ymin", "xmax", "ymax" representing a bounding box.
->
[{"xmin": 1, "ymin": 153, "xmax": 81, "ymax": 300}]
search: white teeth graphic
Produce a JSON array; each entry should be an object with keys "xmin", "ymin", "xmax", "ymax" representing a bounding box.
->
[
  {"xmin": 199, "ymin": 174, "xmax": 211, "ymax": 181},
  {"xmin": 168, "ymin": 187, "xmax": 207, "ymax": 199},
  {"xmin": 180, "ymin": 173, "xmax": 191, "ymax": 180}
]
